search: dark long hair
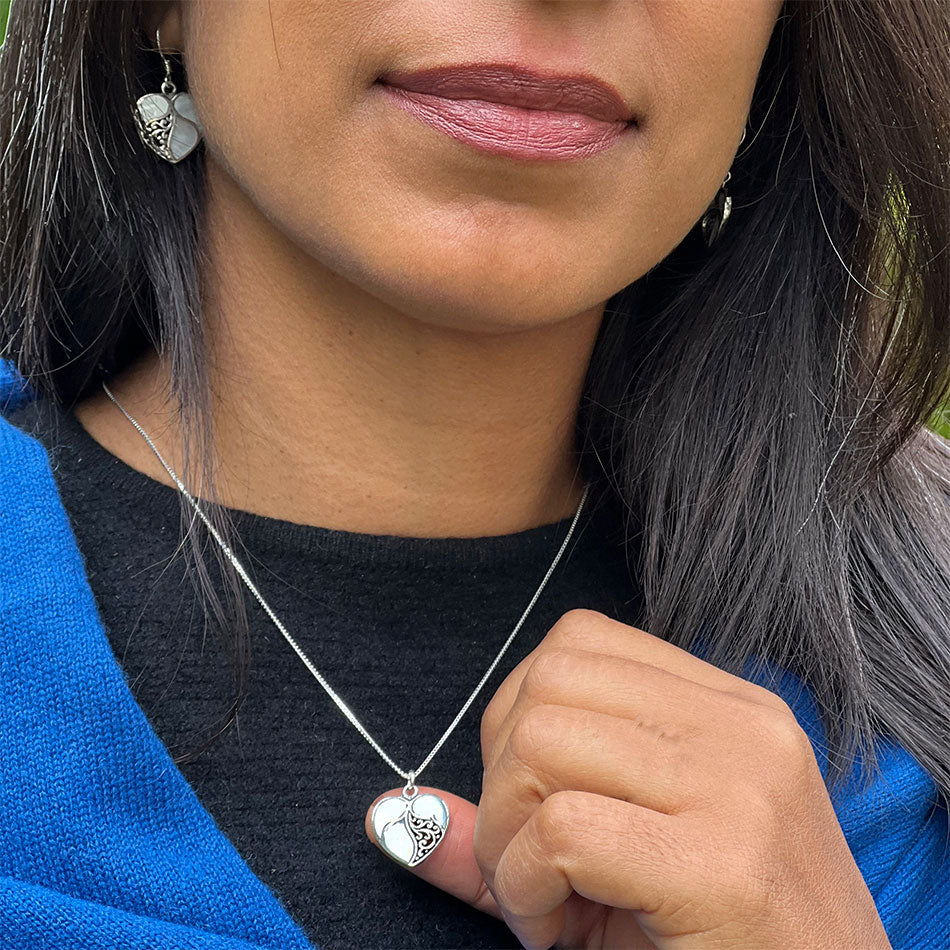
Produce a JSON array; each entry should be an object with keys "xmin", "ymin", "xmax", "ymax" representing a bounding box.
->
[{"xmin": 1, "ymin": 1, "xmax": 948, "ymax": 808}]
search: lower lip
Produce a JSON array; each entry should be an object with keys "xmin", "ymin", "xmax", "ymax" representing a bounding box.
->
[{"xmin": 376, "ymin": 81, "xmax": 634, "ymax": 161}]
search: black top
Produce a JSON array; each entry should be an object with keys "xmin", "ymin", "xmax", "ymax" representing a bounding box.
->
[{"xmin": 9, "ymin": 396, "xmax": 643, "ymax": 950}]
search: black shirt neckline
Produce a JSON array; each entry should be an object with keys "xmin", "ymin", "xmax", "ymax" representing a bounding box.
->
[{"xmin": 14, "ymin": 394, "xmax": 624, "ymax": 571}]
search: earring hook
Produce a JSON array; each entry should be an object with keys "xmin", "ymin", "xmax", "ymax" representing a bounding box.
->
[{"xmin": 155, "ymin": 26, "xmax": 177, "ymax": 98}]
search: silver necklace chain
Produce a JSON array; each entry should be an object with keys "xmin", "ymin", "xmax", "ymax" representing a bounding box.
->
[{"xmin": 101, "ymin": 381, "xmax": 589, "ymax": 792}]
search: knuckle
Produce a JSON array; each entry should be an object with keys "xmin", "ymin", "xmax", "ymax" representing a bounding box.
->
[
  {"xmin": 471, "ymin": 809, "xmax": 495, "ymax": 878},
  {"xmin": 479, "ymin": 705, "xmax": 499, "ymax": 767},
  {"xmin": 739, "ymin": 681, "xmax": 796, "ymax": 715},
  {"xmin": 480, "ymin": 693, "xmax": 502, "ymax": 740},
  {"xmin": 549, "ymin": 608, "xmax": 606, "ymax": 649},
  {"xmin": 532, "ymin": 789, "xmax": 578, "ymax": 853},
  {"xmin": 521, "ymin": 649, "xmax": 576, "ymax": 699},
  {"xmin": 735, "ymin": 707, "xmax": 815, "ymax": 811},
  {"xmin": 492, "ymin": 850, "xmax": 530, "ymax": 917},
  {"xmin": 757, "ymin": 705, "xmax": 810, "ymax": 760},
  {"xmin": 506, "ymin": 703, "xmax": 564, "ymax": 771},
  {"xmin": 492, "ymin": 793, "xmax": 583, "ymax": 916}
]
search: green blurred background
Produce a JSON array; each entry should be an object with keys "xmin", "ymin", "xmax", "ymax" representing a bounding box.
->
[{"xmin": 0, "ymin": 0, "xmax": 946, "ymax": 437}]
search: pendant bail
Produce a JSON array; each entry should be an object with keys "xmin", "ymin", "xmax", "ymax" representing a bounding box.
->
[{"xmin": 403, "ymin": 771, "xmax": 418, "ymax": 798}]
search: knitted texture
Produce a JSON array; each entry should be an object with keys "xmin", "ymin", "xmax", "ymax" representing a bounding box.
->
[
  {"xmin": 5, "ymin": 386, "xmax": 643, "ymax": 950},
  {"xmin": 0, "ymin": 359, "xmax": 947, "ymax": 949},
  {"xmin": 0, "ymin": 364, "xmax": 315, "ymax": 950}
]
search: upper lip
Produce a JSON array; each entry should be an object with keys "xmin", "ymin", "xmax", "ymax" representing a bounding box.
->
[{"xmin": 377, "ymin": 63, "xmax": 636, "ymax": 124}]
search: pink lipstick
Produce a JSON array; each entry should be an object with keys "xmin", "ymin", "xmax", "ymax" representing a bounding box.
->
[{"xmin": 376, "ymin": 63, "xmax": 637, "ymax": 162}]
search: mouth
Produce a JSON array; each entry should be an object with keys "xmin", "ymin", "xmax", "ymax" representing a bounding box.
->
[
  {"xmin": 376, "ymin": 62, "xmax": 638, "ymax": 125},
  {"xmin": 375, "ymin": 62, "xmax": 638, "ymax": 162}
]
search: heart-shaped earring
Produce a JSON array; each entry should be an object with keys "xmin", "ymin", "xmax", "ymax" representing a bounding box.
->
[
  {"xmin": 701, "ymin": 171, "xmax": 733, "ymax": 248},
  {"xmin": 370, "ymin": 781, "xmax": 450, "ymax": 868},
  {"xmin": 701, "ymin": 125, "xmax": 747, "ymax": 248},
  {"xmin": 132, "ymin": 28, "xmax": 203, "ymax": 164}
]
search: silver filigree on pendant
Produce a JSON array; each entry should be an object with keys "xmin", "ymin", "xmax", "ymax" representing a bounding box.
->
[
  {"xmin": 132, "ymin": 91, "xmax": 202, "ymax": 164},
  {"xmin": 371, "ymin": 785, "xmax": 450, "ymax": 868}
]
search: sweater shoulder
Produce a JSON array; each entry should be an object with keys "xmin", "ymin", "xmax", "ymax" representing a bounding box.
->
[
  {"xmin": 0, "ymin": 361, "xmax": 80, "ymax": 606},
  {"xmin": 0, "ymin": 356, "xmax": 36, "ymax": 415},
  {"xmin": 0, "ymin": 361, "xmax": 55, "ymax": 501}
]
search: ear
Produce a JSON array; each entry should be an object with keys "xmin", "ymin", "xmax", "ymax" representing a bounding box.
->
[{"xmin": 141, "ymin": 1, "xmax": 184, "ymax": 53}]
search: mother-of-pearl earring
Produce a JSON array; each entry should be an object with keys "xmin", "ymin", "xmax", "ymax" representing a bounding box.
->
[{"xmin": 132, "ymin": 27, "xmax": 203, "ymax": 164}]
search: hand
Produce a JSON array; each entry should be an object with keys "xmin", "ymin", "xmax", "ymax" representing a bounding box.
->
[{"xmin": 365, "ymin": 608, "xmax": 890, "ymax": 949}]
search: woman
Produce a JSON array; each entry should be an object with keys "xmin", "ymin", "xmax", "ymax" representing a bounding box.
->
[{"xmin": 0, "ymin": 0, "xmax": 947, "ymax": 947}]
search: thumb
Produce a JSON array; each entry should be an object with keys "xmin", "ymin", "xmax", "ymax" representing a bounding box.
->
[{"xmin": 365, "ymin": 785, "xmax": 503, "ymax": 919}]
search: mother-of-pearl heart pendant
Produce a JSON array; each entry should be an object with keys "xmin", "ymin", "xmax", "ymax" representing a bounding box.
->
[
  {"xmin": 371, "ymin": 787, "xmax": 450, "ymax": 868},
  {"xmin": 132, "ymin": 91, "xmax": 203, "ymax": 164}
]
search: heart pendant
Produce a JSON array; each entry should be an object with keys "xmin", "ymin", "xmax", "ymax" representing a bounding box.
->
[
  {"xmin": 132, "ymin": 91, "xmax": 203, "ymax": 164},
  {"xmin": 371, "ymin": 788, "xmax": 449, "ymax": 868}
]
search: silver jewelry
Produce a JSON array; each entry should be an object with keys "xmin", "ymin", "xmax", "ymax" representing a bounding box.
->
[
  {"xmin": 701, "ymin": 170, "xmax": 733, "ymax": 247},
  {"xmin": 100, "ymin": 380, "xmax": 589, "ymax": 869},
  {"xmin": 701, "ymin": 126, "xmax": 747, "ymax": 248},
  {"xmin": 132, "ymin": 28, "xmax": 203, "ymax": 164}
]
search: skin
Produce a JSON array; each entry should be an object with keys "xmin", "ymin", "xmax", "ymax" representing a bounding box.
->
[
  {"xmin": 73, "ymin": 1, "xmax": 889, "ymax": 946},
  {"xmin": 77, "ymin": 0, "xmax": 777, "ymax": 538},
  {"xmin": 369, "ymin": 609, "xmax": 891, "ymax": 949}
]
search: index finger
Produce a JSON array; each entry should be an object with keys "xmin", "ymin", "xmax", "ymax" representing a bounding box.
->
[{"xmin": 481, "ymin": 608, "xmax": 790, "ymax": 748}]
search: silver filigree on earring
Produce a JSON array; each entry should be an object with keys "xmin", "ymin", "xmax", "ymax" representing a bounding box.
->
[
  {"xmin": 702, "ymin": 125, "xmax": 747, "ymax": 248},
  {"xmin": 132, "ymin": 27, "xmax": 203, "ymax": 164}
]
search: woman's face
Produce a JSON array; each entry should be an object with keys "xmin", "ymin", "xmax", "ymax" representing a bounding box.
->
[{"xmin": 163, "ymin": 0, "xmax": 783, "ymax": 333}]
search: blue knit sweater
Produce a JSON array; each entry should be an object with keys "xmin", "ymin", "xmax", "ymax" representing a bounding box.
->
[{"xmin": 0, "ymin": 359, "xmax": 947, "ymax": 949}]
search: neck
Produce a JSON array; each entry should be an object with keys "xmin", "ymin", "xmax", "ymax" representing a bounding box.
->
[{"xmin": 75, "ymin": 160, "xmax": 604, "ymax": 539}]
